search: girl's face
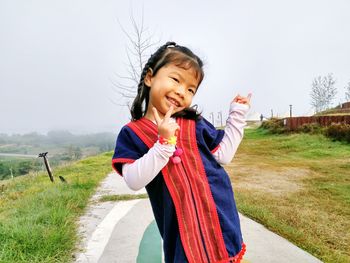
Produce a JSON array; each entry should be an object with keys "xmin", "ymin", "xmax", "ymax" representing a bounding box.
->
[{"xmin": 144, "ymin": 63, "xmax": 200, "ymax": 120}]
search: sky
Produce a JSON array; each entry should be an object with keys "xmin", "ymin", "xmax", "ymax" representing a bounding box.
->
[{"xmin": 0, "ymin": 0, "xmax": 349, "ymax": 134}]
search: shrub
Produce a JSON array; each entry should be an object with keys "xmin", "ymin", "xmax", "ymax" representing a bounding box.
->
[
  {"xmin": 297, "ymin": 123, "xmax": 323, "ymax": 134},
  {"xmin": 260, "ymin": 118, "xmax": 287, "ymax": 134},
  {"xmin": 324, "ymin": 123, "xmax": 350, "ymax": 143}
]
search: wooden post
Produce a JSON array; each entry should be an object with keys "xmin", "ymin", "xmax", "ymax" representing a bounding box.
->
[
  {"xmin": 210, "ymin": 112, "xmax": 215, "ymax": 126},
  {"xmin": 218, "ymin": 111, "xmax": 223, "ymax": 127},
  {"xmin": 38, "ymin": 152, "xmax": 54, "ymax": 182}
]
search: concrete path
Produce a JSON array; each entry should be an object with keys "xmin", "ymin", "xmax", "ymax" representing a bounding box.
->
[{"xmin": 74, "ymin": 172, "xmax": 323, "ymax": 263}]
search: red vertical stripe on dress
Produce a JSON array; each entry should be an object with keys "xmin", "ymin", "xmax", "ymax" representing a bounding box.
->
[{"xmin": 127, "ymin": 119, "xmax": 208, "ymax": 262}]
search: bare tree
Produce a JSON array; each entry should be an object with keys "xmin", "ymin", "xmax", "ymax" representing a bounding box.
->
[
  {"xmin": 345, "ymin": 81, "xmax": 350, "ymax": 102},
  {"xmin": 111, "ymin": 8, "xmax": 160, "ymax": 108},
  {"xmin": 310, "ymin": 73, "xmax": 337, "ymax": 113}
]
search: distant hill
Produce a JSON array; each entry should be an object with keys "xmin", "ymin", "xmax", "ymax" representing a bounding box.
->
[{"xmin": 0, "ymin": 131, "xmax": 116, "ymax": 180}]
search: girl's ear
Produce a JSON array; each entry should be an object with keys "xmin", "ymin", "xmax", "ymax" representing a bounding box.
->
[{"xmin": 144, "ymin": 68, "xmax": 153, "ymax": 87}]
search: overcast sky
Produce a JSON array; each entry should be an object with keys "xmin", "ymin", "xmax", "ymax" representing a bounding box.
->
[{"xmin": 1, "ymin": 0, "xmax": 349, "ymax": 134}]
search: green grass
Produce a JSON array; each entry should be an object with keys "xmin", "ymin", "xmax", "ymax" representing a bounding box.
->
[
  {"xmin": 99, "ymin": 193, "xmax": 148, "ymax": 202},
  {"xmin": 0, "ymin": 152, "xmax": 113, "ymax": 263},
  {"xmin": 229, "ymin": 128, "xmax": 350, "ymax": 263}
]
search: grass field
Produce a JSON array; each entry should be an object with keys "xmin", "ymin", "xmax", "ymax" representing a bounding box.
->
[
  {"xmin": 229, "ymin": 128, "xmax": 350, "ymax": 263},
  {"xmin": 1, "ymin": 127, "xmax": 349, "ymax": 262},
  {"xmin": 0, "ymin": 152, "xmax": 112, "ymax": 263}
]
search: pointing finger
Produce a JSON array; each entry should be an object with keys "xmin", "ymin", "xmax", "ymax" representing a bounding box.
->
[
  {"xmin": 152, "ymin": 107, "xmax": 161, "ymax": 125},
  {"xmin": 164, "ymin": 105, "xmax": 174, "ymax": 122}
]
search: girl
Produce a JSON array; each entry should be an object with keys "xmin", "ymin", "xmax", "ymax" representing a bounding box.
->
[{"xmin": 112, "ymin": 42, "xmax": 251, "ymax": 263}]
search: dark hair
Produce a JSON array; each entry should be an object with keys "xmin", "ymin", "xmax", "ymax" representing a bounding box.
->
[{"xmin": 130, "ymin": 41, "xmax": 204, "ymax": 121}]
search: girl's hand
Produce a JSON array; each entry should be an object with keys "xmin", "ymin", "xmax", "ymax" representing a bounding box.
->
[
  {"xmin": 152, "ymin": 106, "xmax": 180, "ymax": 139},
  {"xmin": 232, "ymin": 93, "xmax": 252, "ymax": 107}
]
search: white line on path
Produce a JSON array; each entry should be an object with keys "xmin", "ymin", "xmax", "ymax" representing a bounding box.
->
[{"xmin": 76, "ymin": 199, "xmax": 141, "ymax": 263}]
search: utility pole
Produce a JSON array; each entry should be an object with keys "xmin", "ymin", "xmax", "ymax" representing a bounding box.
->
[
  {"xmin": 289, "ymin": 104, "xmax": 293, "ymax": 118},
  {"xmin": 271, "ymin": 109, "xmax": 274, "ymax": 118},
  {"xmin": 38, "ymin": 152, "xmax": 54, "ymax": 182}
]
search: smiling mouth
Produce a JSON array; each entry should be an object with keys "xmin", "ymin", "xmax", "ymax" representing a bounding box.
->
[{"xmin": 166, "ymin": 97, "xmax": 180, "ymax": 107}]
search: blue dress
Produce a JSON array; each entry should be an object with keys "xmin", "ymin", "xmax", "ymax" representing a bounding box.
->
[{"xmin": 112, "ymin": 117, "xmax": 246, "ymax": 263}]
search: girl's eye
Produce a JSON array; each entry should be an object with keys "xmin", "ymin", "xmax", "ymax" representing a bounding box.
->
[
  {"xmin": 171, "ymin": 77, "xmax": 179, "ymax": 83},
  {"xmin": 188, "ymin": 88, "xmax": 195, "ymax": 94}
]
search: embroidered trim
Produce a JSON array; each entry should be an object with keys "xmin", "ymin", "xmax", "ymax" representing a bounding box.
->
[
  {"xmin": 162, "ymin": 160, "xmax": 208, "ymax": 262},
  {"xmin": 180, "ymin": 118, "xmax": 228, "ymax": 261},
  {"xmin": 127, "ymin": 119, "xmax": 158, "ymax": 148},
  {"xmin": 112, "ymin": 158, "xmax": 135, "ymax": 176},
  {"xmin": 211, "ymin": 144, "xmax": 221, "ymax": 154}
]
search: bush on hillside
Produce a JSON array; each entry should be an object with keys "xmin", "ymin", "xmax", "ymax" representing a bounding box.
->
[
  {"xmin": 297, "ymin": 123, "xmax": 323, "ymax": 134},
  {"xmin": 259, "ymin": 118, "xmax": 350, "ymax": 144},
  {"xmin": 324, "ymin": 123, "xmax": 350, "ymax": 143},
  {"xmin": 260, "ymin": 118, "xmax": 287, "ymax": 134}
]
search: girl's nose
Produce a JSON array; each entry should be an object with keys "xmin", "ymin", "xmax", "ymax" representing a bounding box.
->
[{"xmin": 175, "ymin": 86, "xmax": 185, "ymax": 97}]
